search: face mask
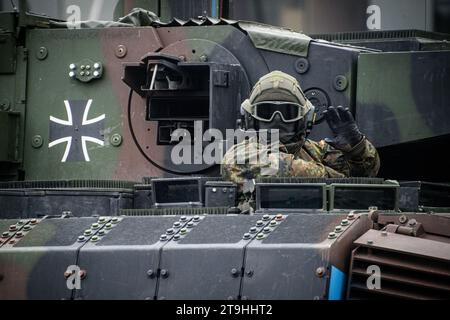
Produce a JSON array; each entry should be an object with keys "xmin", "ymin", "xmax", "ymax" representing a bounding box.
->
[{"xmin": 257, "ymin": 113, "xmax": 306, "ymax": 145}]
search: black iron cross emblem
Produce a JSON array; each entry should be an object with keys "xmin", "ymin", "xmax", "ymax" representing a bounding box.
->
[{"xmin": 49, "ymin": 99, "xmax": 105, "ymax": 162}]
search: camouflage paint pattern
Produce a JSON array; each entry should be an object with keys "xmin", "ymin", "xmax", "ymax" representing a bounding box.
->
[{"xmin": 1, "ymin": 9, "xmax": 450, "ymax": 183}]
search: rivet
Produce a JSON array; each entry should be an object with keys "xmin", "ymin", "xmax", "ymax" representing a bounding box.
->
[
  {"xmin": 193, "ymin": 215, "xmax": 200, "ymax": 222},
  {"xmin": 315, "ymin": 267, "xmax": 326, "ymax": 278},
  {"xmin": 367, "ymin": 240, "xmax": 374, "ymax": 245},
  {"xmin": 115, "ymin": 45, "xmax": 127, "ymax": 58},
  {"xmin": 80, "ymin": 71, "xmax": 85, "ymax": 76},
  {"xmin": 200, "ymin": 54, "xmax": 208, "ymax": 62},
  {"xmin": 180, "ymin": 216, "xmax": 187, "ymax": 222},
  {"xmin": 173, "ymin": 221, "xmax": 181, "ymax": 228},
  {"xmin": 256, "ymin": 233, "xmax": 265, "ymax": 240},
  {"xmin": 166, "ymin": 228, "xmax": 174, "ymax": 235},
  {"xmin": 230, "ymin": 268, "xmax": 239, "ymax": 277},
  {"xmin": 69, "ymin": 71, "xmax": 75, "ymax": 78},
  {"xmin": 86, "ymin": 65, "xmax": 91, "ymax": 70},
  {"xmin": 212, "ymin": 188, "xmax": 217, "ymax": 193},
  {"xmin": 93, "ymin": 71, "xmax": 100, "ymax": 77},
  {"xmin": 77, "ymin": 235, "xmax": 85, "ymax": 242},
  {"xmin": 9, "ymin": 239, "xmax": 15, "ymax": 244},
  {"xmin": 246, "ymin": 270, "xmax": 254, "ymax": 277},
  {"xmin": 276, "ymin": 214, "xmax": 284, "ymax": 221},
  {"xmin": 187, "ymin": 221, "xmax": 194, "ymax": 228},
  {"xmin": 91, "ymin": 223, "xmax": 100, "ymax": 229},
  {"xmin": 160, "ymin": 269, "xmax": 169, "ymax": 278},
  {"xmin": 263, "ymin": 227, "xmax": 271, "ymax": 234},
  {"xmin": 2, "ymin": 232, "xmax": 10, "ymax": 238},
  {"xmin": 94, "ymin": 63, "xmax": 100, "ymax": 69},
  {"xmin": 80, "ymin": 65, "xmax": 85, "ymax": 70},
  {"xmin": 256, "ymin": 220, "xmax": 264, "ymax": 227},
  {"xmin": 36, "ymin": 47, "xmax": 48, "ymax": 60},
  {"xmin": 262, "ymin": 214, "xmax": 270, "ymax": 221},
  {"xmin": 91, "ymin": 235, "xmax": 99, "ymax": 242},
  {"xmin": 98, "ymin": 217, "xmax": 107, "ymax": 223},
  {"xmin": 69, "ymin": 63, "xmax": 76, "ymax": 70},
  {"xmin": 112, "ymin": 217, "xmax": 119, "ymax": 224},
  {"xmin": 243, "ymin": 233, "xmax": 251, "ymax": 240},
  {"xmin": 334, "ymin": 226, "xmax": 343, "ymax": 233},
  {"xmin": 98, "ymin": 230, "xmax": 106, "ymax": 236},
  {"xmin": 15, "ymin": 232, "xmax": 23, "ymax": 238},
  {"xmin": 9, "ymin": 225, "xmax": 16, "ymax": 231},
  {"xmin": 160, "ymin": 234, "xmax": 168, "ymax": 241},
  {"xmin": 31, "ymin": 135, "xmax": 43, "ymax": 148},
  {"xmin": 249, "ymin": 227, "xmax": 257, "ymax": 234},
  {"xmin": 222, "ymin": 188, "xmax": 227, "ymax": 193},
  {"xmin": 270, "ymin": 220, "xmax": 277, "ymax": 226},
  {"xmin": 18, "ymin": 220, "xmax": 25, "ymax": 225},
  {"xmin": 85, "ymin": 71, "xmax": 90, "ymax": 76},
  {"xmin": 341, "ymin": 219, "xmax": 349, "ymax": 226},
  {"xmin": 328, "ymin": 232, "xmax": 337, "ymax": 239},
  {"xmin": 30, "ymin": 219, "xmax": 38, "ymax": 224},
  {"xmin": 294, "ymin": 57, "xmax": 309, "ymax": 74},
  {"xmin": 147, "ymin": 269, "xmax": 155, "ymax": 278},
  {"xmin": 334, "ymin": 75, "xmax": 348, "ymax": 91},
  {"xmin": 347, "ymin": 213, "xmax": 355, "ymax": 220},
  {"xmin": 84, "ymin": 229, "xmax": 92, "ymax": 236},
  {"xmin": 105, "ymin": 223, "xmax": 113, "ymax": 229},
  {"xmin": 173, "ymin": 234, "xmax": 180, "ymax": 241},
  {"xmin": 180, "ymin": 228, "xmax": 188, "ymax": 235},
  {"xmin": 110, "ymin": 134, "xmax": 123, "ymax": 147}
]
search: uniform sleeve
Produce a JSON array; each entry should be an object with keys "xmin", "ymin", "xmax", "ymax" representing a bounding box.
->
[
  {"xmin": 221, "ymin": 142, "xmax": 345, "ymax": 184},
  {"xmin": 221, "ymin": 138, "xmax": 380, "ymax": 184},
  {"xmin": 320, "ymin": 138, "xmax": 380, "ymax": 177},
  {"xmin": 283, "ymin": 153, "xmax": 346, "ymax": 178}
]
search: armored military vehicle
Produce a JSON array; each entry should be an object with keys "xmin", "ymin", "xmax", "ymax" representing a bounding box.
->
[{"xmin": 0, "ymin": 3, "xmax": 449, "ymax": 300}]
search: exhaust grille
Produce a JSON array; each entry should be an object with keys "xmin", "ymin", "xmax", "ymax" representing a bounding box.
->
[{"xmin": 348, "ymin": 246, "xmax": 450, "ymax": 299}]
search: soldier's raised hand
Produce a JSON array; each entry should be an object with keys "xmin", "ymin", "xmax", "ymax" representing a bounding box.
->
[{"xmin": 322, "ymin": 106, "xmax": 363, "ymax": 152}]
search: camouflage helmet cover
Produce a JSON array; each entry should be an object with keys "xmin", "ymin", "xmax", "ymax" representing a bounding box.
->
[{"xmin": 241, "ymin": 70, "xmax": 313, "ymax": 118}]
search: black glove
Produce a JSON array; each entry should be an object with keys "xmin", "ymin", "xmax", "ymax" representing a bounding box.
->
[{"xmin": 323, "ymin": 106, "xmax": 363, "ymax": 152}]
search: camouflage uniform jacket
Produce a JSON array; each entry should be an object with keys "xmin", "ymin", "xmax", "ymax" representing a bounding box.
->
[{"xmin": 221, "ymin": 136, "xmax": 380, "ymax": 209}]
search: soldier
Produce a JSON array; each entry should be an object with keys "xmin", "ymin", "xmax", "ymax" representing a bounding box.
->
[{"xmin": 221, "ymin": 71, "xmax": 380, "ymax": 211}]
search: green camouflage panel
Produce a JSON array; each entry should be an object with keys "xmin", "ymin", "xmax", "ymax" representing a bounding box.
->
[{"xmin": 221, "ymin": 136, "xmax": 380, "ymax": 191}]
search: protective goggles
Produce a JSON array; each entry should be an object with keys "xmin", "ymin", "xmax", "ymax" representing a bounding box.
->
[{"xmin": 250, "ymin": 101, "xmax": 306, "ymax": 123}]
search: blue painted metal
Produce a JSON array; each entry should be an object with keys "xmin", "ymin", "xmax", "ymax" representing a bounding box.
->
[
  {"xmin": 328, "ymin": 265, "xmax": 347, "ymax": 300},
  {"xmin": 211, "ymin": 0, "xmax": 218, "ymax": 18}
]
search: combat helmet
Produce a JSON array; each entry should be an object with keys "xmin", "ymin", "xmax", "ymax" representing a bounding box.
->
[{"xmin": 240, "ymin": 70, "xmax": 315, "ymax": 134}]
